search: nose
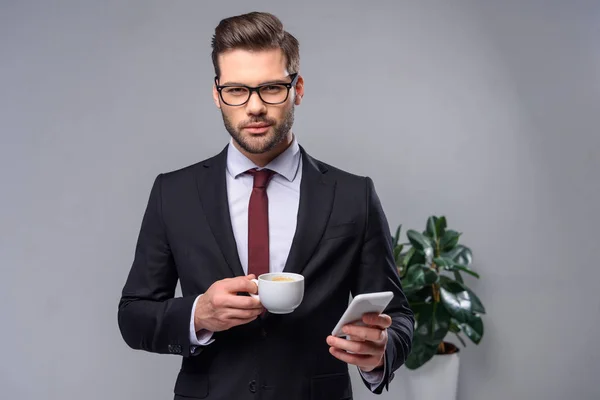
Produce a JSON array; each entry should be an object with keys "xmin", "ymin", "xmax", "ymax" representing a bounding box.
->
[{"xmin": 245, "ymin": 90, "xmax": 267, "ymax": 115}]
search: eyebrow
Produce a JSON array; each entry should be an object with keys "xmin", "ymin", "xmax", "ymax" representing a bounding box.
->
[{"xmin": 219, "ymin": 77, "xmax": 290, "ymax": 86}]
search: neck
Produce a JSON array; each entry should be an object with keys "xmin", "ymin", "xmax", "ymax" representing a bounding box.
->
[{"xmin": 236, "ymin": 132, "xmax": 294, "ymax": 167}]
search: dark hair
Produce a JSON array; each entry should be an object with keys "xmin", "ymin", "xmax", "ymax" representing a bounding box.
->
[{"xmin": 211, "ymin": 12, "xmax": 300, "ymax": 78}]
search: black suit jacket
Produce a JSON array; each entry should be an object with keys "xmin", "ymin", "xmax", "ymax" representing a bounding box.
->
[{"xmin": 118, "ymin": 145, "xmax": 414, "ymax": 400}]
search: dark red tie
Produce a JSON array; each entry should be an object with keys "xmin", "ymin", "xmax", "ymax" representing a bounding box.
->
[{"xmin": 247, "ymin": 168, "xmax": 275, "ymax": 277}]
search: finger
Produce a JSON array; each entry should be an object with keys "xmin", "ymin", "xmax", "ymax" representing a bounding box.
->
[
  {"xmin": 224, "ymin": 307, "xmax": 264, "ymax": 320},
  {"xmin": 328, "ymin": 347, "xmax": 375, "ymax": 368},
  {"xmin": 347, "ymin": 335, "xmax": 366, "ymax": 342},
  {"xmin": 362, "ymin": 313, "xmax": 392, "ymax": 329},
  {"xmin": 223, "ymin": 277, "xmax": 259, "ymax": 294},
  {"xmin": 342, "ymin": 324, "xmax": 384, "ymax": 342},
  {"xmin": 222, "ymin": 294, "xmax": 263, "ymax": 310},
  {"xmin": 326, "ymin": 335, "xmax": 379, "ymax": 356}
]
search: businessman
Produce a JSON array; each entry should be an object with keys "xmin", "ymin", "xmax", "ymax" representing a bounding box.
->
[{"xmin": 118, "ymin": 11, "xmax": 414, "ymax": 400}]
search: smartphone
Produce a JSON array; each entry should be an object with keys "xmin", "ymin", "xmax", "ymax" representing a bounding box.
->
[{"xmin": 331, "ymin": 291, "xmax": 394, "ymax": 337}]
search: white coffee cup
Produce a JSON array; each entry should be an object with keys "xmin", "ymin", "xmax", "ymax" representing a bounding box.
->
[{"xmin": 250, "ymin": 272, "xmax": 304, "ymax": 314}]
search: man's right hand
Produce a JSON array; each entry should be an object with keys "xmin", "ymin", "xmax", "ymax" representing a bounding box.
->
[{"xmin": 194, "ymin": 274, "xmax": 264, "ymax": 333}]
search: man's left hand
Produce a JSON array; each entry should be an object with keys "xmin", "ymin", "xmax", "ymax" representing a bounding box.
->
[{"xmin": 326, "ymin": 313, "xmax": 392, "ymax": 373}]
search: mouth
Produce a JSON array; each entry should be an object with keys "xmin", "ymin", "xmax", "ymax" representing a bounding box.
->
[{"xmin": 243, "ymin": 123, "xmax": 272, "ymax": 135}]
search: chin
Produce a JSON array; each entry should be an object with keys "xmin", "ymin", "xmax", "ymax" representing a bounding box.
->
[{"xmin": 239, "ymin": 133, "xmax": 276, "ymax": 154}]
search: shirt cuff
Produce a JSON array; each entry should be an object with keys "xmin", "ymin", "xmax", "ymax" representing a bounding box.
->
[
  {"xmin": 189, "ymin": 294, "xmax": 215, "ymax": 350},
  {"xmin": 358, "ymin": 353, "xmax": 386, "ymax": 389}
]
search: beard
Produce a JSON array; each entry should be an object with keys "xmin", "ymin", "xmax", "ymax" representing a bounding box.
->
[{"xmin": 221, "ymin": 105, "xmax": 295, "ymax": 154}]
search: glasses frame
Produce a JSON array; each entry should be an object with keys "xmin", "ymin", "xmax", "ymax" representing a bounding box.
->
[{"xmin": 215, "ymin": 73, "xmax": 299, "ymax": 106}]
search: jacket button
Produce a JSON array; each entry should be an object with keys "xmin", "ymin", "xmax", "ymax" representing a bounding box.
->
[
  {"xmin": 248, "ymin": 380, "xmax": 257, "ymax": 393},
  {"xmin": 168, "ymin": 344, "xmax": 181, "ymax": 354}
]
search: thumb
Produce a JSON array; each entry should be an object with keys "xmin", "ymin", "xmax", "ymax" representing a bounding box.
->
[{"xmin": 246, "ymin": 274, "xmax": 256, "ymax": 280}]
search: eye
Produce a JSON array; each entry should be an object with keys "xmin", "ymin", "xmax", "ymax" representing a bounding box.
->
[
  {"xmin": 261, "ymin": 85, "xmax": 285, "ymax": 93},
  {"xmin": 223, "ymin": 87, "xmax": 248, "ymax": 96}
]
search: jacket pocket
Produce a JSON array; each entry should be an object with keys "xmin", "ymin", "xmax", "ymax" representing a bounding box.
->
[
  {"xmin": 174, "ymin": 371, "xmax": 209, "ymax": 399},
  {"xmin": 310, "ymin": 372, "xmax": 352, "ymax": 400}
]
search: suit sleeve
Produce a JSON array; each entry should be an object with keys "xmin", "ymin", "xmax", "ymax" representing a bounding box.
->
[
  {"xmin": 351, "ymin": 177, "xmax": 415, "ymax": 394},
  {"xmin": 117, "ymin": 174, "xmax": 198, "ymax": 357}
]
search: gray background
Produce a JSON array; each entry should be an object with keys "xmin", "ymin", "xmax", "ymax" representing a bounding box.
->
[{"xmin": 1, "ymin": 1, "xmax": 599, "ymax": 399}]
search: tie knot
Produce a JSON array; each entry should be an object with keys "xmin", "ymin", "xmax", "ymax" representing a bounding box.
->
[{"xmin": 246, "ymin": 168, "xmax": 275, "ymax": 188}]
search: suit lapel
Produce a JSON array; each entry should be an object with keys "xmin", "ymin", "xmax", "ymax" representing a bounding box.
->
[
  {"xmin": 282, "ymin": 147, "xmax": 336, "ymax": 276},
  {"xmin": 194, "ymin": 145, "xmax": 336, "ymax": 279},
  {"xmin": 195, "ymin": 146, "xmax": 245, "ymax": 278}
]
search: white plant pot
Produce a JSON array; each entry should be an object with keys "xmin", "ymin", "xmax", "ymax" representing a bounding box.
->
[
  {"xmin": 394, "ymin": 352, "xmax": 460, "ymax": 400},
  {"xmin": 349, "ymin": 351, "xmax": 460, "ymax": 400}
]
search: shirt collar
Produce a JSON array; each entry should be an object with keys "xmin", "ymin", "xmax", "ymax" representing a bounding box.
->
[{"xmin": 226, "ymin": 136, "xmax": 301, "ymax": 182}]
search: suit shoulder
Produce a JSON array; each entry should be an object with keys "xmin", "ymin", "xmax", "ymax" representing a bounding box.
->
[
  {"xmin": 160, "ymin": 161, "xmax": 202, "ymax": 180},
  {"xmin": 159, "ymin": 150, "xmax": 224, "ymax": 181},
  {"xmin": 309, "ymin": 155, "xmax": 369, "ymax": 184},
  {"xmin": 148, "ymin": 148, "xmax": 226, "ymax": 193}
]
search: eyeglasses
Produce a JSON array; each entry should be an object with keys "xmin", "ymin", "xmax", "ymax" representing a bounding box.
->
[{"xmin": 215, "ymin": 73, "xmax": 299, "ymax": 106}]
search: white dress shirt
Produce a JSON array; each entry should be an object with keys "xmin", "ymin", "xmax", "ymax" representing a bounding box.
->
[{"xmin": 188, "ymin": 137, "xmax": 384, "ymax": 387}]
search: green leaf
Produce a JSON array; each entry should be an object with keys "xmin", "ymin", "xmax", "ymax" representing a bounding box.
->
[
  {"xmin": 425, "ymin": 216, "xmax": 448, "ymax": 242},
  {"xmin": 440, "ymin": 290, "xmax": 473, "ymax": 323},
  {"xmin": 461, "ymin": 314, "xmax": 484, "ymax": 344},
  {"xmin": 401, "ymin": 278, "xmax": 421, "ymax": 295},
  {"xmin": 451, "ymin": 264, "xmax": 480, "ymax": 279},
  {"xmin": 403, "ymin": 248, "xmax": 415, "ymax": 268},
  {"xmin": 406, "ymin": 303, "xmax": 451, "ymax": 369},
  {"xmin": 433, "ymin": 257, "xmax": 451, "ymax": 269},
  {"xmin": 402, "ymin": 285, "xmax": 420, "ymax": 296},
  {"xmin": 407, "ymin": 248, "xmax": 426, "ymax": 268},
  {"xmin": 439, "ymin": 276, "xmax": 485, "ymax": 314},
  {"xmin": 442, "ymin": 245, "xmax": 473, "ymax": 266},
  {"xmin": 453, "ymin": 270, "xmax": 464, "ymax": 284},
  {"xmin": 407, "ymin": 287, "xmax": 432, "ymax": 305},
  {"xmin": 393, "ymin": 244, "xmax": 404, "ymax": 265},
  {"xmin": 439, "ymin": 276, "xmax": 465, "ymax": 293},
  {"xmin": 465, "ymin": 287, "xmax": 486, "ymax": 314},
  {"xmin": 425, "ymin": 217, "xmax": 438, "ymax": 241},
  {"xmin": 435, "ymin": 257, "xmax": 480, "ymax": 279},
  {"xmin": 440, "ymin": 230, "xmax": 461, "ymax": 252},
  {"xmin": 439, "ymin": 278, "xmax": 473, "ymax": 323},
  {"xmin": 407, "ymin": 230, "xmax": 434, "ymax": 258},
  {"xmin": 403, "ymin": 266, "xmax": 438, "ymax": 294},
  {"xmin": 436, "ymin": 216, "xmax": 447, "ymax": 237},
  {"xmin": 416, "ymin": 302, "xmax": 451, "ymax": 345},
  {"xmin": 404, "ymin": 264, "xmax": 439, "ymax": 288},
  {"xmin": 405, "ymin": 340, "xmax": 438, "ymax": 370},
  {"xmin": 408, "ymin": 302, "xmax": 427, "ymax": 317},
  {"xmin": 449, "ymin": 320, "xmax": 461, "ymax": 333},
  {"xmin": 392, "ymin": 225, "xmax": 402, "ymax": 247}
]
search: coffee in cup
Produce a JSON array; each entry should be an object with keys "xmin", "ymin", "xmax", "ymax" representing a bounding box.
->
[{"xmin": 269, "ymin": 276, "xmax": 296, "ymax": 282}]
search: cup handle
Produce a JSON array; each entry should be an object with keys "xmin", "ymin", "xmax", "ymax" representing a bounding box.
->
[{"xmin": 250, "ymin": 278, "xmax": 259, "ymax": 300}]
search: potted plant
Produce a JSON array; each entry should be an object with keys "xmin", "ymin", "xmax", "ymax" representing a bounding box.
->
[{"xmin": 392, "ymin": 216, "xmax": 486, "ymax": 399}]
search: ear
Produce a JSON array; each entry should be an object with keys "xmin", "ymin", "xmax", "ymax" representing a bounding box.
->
[
  {"xmin": 294, "ymin": 75, "xmax": 304, "ymax": 106},
  {"xmin": 212, "ymin": 84, "xmax": 221, "ymax": 109}
]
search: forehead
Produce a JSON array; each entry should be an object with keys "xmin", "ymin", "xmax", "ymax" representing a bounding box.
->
[{"xmin": 218, "ymin": 48, "xmax": 289, "ymax": 85}]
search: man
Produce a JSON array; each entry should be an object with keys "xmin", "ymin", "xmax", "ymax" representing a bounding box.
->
[{"xmin": 118, "ymin": 11, "xmax": 414, "ymax": 400}]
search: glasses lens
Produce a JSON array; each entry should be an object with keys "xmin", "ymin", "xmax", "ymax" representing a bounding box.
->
[
  {"xmin": 221, "ymin": 87, "xmax": 250, "ymax": 106},
  {"xmin": 259, "ymin": 85, "xmax": 288, "ymax": 104}
]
